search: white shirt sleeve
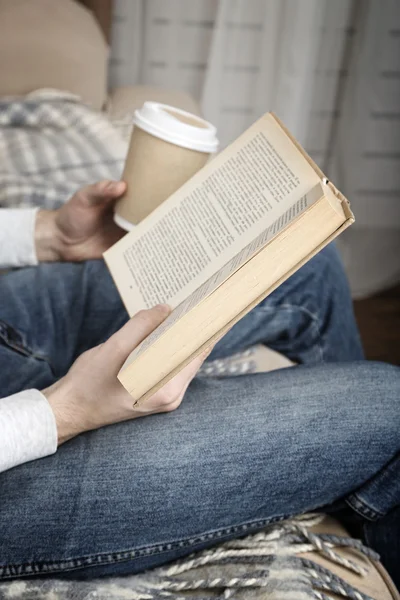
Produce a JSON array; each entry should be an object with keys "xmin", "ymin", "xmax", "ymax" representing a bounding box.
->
[
  {"xmin": 0, "ymin": 208, "xmax": 39, "ymax": 268},
  {"xmin": 0, "ymin": 211, "xmax": 58, "ymax": 472},
  {"xmin": 0, "ymin": 389, "xmax": 58, "ymax": 473}
]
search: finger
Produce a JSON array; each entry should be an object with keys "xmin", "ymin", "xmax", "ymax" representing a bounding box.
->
[
  {"xmin": 167, "ymin": 345, "xmax": 212, "ymax": 392},
  {"xmin": 105, "ymin": 304, "xmax": 171, "ymax": 370},
  {"xmin": 77, "ymin": 180, "xmax": 127, "ymax": 207},
  {"xmin": 163, "ymin": 352, "xmax": 208, "ymax": 408},
  {"xmin": 134, "ymin": 342, "xmax": 213, "ymax": 412},
  {"xmin": 199, "ymin": 343, "xmax": 215, "ymax": 361}
]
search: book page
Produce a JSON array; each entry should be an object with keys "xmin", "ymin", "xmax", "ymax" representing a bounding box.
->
[
  {"xmin": 121, "ymin": 184, "xmax": 323, "ymax": 368},
  {"xmin": 104, "ymin": 113, "xmax": 320, "ymax": 316}
]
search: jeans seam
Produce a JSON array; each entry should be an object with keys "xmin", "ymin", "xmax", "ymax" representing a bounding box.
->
[
  {"xmin": 345, "ymin": 493, "xmax": 384, "ymax": 521},
  {"xmin": 0, "ymin": 514, "xmax": 290, "ymax": 579},
  {"xmin": 259, "ymin": 303, "xmax": 324, "ymax": 363}
]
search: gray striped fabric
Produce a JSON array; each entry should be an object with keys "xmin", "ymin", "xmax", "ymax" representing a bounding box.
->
[{"xmin": 0, "ymin": 89, "xmax": 127, "ymax": 211}]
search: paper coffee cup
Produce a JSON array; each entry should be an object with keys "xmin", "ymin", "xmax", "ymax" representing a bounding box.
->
[{"xmin": 114, "ymin": 102, "xmax": 219, "ymax": 229}]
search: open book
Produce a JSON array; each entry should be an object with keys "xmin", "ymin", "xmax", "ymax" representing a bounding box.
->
[{"xmin": 104, "ymin": 112, "xmax": 353, "ymax": 405}]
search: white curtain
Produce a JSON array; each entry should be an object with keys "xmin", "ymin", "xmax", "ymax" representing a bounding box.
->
[{"xmin": 109, "ymin": 0, "xmax": 400, "ymax": 298}]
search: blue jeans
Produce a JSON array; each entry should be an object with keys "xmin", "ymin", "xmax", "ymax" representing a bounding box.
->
[{"xmin": 0, "ymin": 245, "xmax": 399, "ymax": 584}]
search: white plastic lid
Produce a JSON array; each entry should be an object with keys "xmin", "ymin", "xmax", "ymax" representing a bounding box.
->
[
  {"xmin": 114, "ymin": 212, "xmax": 135, "ymax": 231},
  {"xmin": 133, "ymin": 102, "xmax": 219, "ymax": 153}
]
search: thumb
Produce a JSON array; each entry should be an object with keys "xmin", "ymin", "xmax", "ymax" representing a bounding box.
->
[
  {"xmin": 173, "ymin": 344, "xmax": 213, "ymax": 387},
  {"xmin": 78, "ymin": 180, "xmax": 127, "ymax": 207},
  {"xmin": 105, "ymin": 304, "xmax": 171, "ymax": 371}
]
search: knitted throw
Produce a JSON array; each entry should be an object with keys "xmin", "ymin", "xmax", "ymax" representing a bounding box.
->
[{"xmin": 0, "ymin": 515, "xmax": 380, "ymax": 600}]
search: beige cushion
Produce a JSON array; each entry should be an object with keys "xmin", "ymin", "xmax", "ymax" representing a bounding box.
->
[
  {"xmin": 300, "ymin": 516, "xmax": 399, "ymax": 600},
  {"xmin": 0, "ymin": 0, "xmax": 108, "ymax": 110}
]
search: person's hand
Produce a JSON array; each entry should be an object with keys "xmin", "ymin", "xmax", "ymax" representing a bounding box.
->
[
  {"xmin": 35, "ymin": 180, "xmax": 127, "ymax": 262},
  {"xmin": 43, "ymin": 304, "xmax": 212, "ymax": 445}
]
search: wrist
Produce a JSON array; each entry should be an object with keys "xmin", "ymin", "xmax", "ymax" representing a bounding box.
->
[
  {"xmin": 43, "ymin": 379, "xmax": 84, "ymax": 445},
  {"xmin": 35, "ymin": 210, "xmax": 64, "ymax": 262}
]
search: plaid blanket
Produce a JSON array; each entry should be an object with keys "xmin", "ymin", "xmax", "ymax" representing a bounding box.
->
[{"xmin": 0, "ymin": 89, "xmax": 127, "ymax": 210}]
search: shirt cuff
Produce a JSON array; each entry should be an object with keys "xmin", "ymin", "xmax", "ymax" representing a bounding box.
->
[
  {"xmin": 0, "ymin": 208, "xmax": 39, "ymax": 268},
  {"xmin": 0, "ymin": 389, "xmax": 58, "ymax": 473}
]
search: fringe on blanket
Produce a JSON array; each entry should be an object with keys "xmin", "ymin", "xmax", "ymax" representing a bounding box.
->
[{"xmin": 0, "ymin": 515, "xmax": 380, "ymax": 600}]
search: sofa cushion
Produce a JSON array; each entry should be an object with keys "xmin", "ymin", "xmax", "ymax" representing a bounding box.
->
[{"xmin": 0, "ymin": 0, "xmax": 108, "ymax": 110}]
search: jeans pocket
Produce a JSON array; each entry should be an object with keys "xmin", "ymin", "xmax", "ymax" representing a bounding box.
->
[{"xmin": 0, "ymin": 319, "xmax": 32, "ymax": 357}]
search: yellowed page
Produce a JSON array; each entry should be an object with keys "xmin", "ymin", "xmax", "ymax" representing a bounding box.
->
[
  {"xmin": 120, "ymin": 184, "xmax": 323, "ymax": 369},
  {"xmin": 104, "ymin": 112, "xmax": 320, "ymax": 316}
]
